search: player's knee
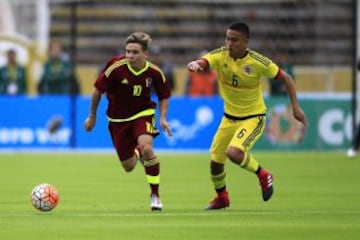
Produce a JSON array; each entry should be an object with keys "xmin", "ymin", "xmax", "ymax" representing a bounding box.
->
[
  {"xmin": 140, "ymin": 143, "xmax": 154, "ymax": 159},
  {"xmin": 123, "ymin": 163, "xmax": 136, "ymax": 172},
  {"xmin": 226, "ymin": 147, "xmax": 245, "ymax": 165},
  {"xmin": 121, "ymin": 158, "xmax": 136, "ymax": 172},
  {"xmin": 123, "ymin": 166, "xmax": 134, "ymax": 172}
]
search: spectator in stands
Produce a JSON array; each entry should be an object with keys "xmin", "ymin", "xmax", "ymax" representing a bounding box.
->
[
  {"xmin": 38, "ymin": 40, "xmax": 80, "ymax": 95},
  {"xmin": 184, "ymin": 50, "xmax": 218, "ymax": 96},
  {"xmin": 0, "ymin": 49, "xmax": 27, "ymax": 95},
  {"xmin": 268, "ymin": 53, "xmax": 295, "ymax": 96},
  {"xmin": 149, "ymin": 45, "xmax": 175, "ymax": 92},
  {"xmin": 185, "ymin": 67, "xmax": 218, "ymax": 96}
]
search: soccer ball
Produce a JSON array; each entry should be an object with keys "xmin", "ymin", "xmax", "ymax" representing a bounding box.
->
[{"xmin": 30, "ymin": 183, "xmax": 60, "ymax": 212}]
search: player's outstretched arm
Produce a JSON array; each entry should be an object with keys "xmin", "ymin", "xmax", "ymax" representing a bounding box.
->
[
  {"xmin": 84, "ymin": 88, "xmax": 102, "ymax": 132},
  {"xmin": 279, "ymin": 70, "xmax": 308, "ymax": 127}
]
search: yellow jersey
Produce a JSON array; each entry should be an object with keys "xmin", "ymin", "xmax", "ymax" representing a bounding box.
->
[{"xmin": 202, "ymin": 47, "xmax": 279, "ymax": 117}]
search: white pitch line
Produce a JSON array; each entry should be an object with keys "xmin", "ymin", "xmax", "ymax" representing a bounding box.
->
[{"xmin": 1, "ymin": 210, "xmax": 360, "ymax": 217}]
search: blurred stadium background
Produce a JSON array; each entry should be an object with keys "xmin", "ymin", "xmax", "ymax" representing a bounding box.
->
[{"xmin": 0, "ymin": 0, "xmax": 357, "ymax": 152}]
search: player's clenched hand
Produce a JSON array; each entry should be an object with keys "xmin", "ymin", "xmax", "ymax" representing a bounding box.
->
[
  {"xmin": 84, "ymin": 116, "xmax": 96, "ymax": 131},
  {"xmin": 160, "ymin": 119, "xmax": 172, "ymax": 137},
  {"xmin": 187, "ymin": 61, "xmax": 202, "ymax": 72}
]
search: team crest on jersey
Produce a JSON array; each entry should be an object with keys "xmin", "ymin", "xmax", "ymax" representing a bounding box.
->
[
  {"xmin": 244, "ymin": 65, "xmax": 252, "ymax": 75},
  {"xmin": 145, "ymin": 77, "xmax": 152, "ymax": 88}
]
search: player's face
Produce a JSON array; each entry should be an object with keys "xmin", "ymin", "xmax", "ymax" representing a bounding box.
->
[
  {"xmin": 7, "ymin": 51, "xmax": 16, "ymax": 64},
  {"xmin": 125, "ymin": 43, "xmax": 148, "ymax": 69},
  {"xmin": 49, "ymin": 42, "xmax": 62, "ymax": 60},
  {"xmin": 225, "ymin": 29, "xmax": 248, "ymax": 59}
]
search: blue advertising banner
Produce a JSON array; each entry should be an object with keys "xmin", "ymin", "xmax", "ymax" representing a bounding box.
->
[
  {"xmin": 0, "ymin": 95, "xmax": 352, "ymax": 151},
  {"xmin": 76, "ymin": 96, "xmax": 112, "ymax": 148},
  {"xmin": 0, "ymin": 96, "xmax": 72, "ymax": 149},
  {"xmin": 153, "ymin": 96, "xmax": 223, "ymax": 151}
]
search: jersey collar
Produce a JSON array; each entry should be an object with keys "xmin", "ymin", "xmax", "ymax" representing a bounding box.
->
[{"xmin": 127, "ymin": 61, "xmax": 149, "ymax": 76}]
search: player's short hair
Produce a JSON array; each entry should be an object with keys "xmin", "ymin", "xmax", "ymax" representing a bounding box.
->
[
  {"xmin": 126, "ymin": 32, "xmax": 152, "ymax": 51},
  {"xmin": 228, "ymin": 22, "xmax": 250, "ymax": 39}
]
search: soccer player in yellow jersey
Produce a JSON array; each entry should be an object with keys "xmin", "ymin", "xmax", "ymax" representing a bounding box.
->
[{"xmin": 187, "ymin": 21, "xmax": 308, "ymax": 209}]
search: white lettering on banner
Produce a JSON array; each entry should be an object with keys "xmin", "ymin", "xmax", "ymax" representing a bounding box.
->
[
  {"xmin": 0, "ymin": 128, "xmax": 34, "ymax": 144},
  {"xmin": 0, "ymin": 128, "xmax": 71, "ymax": 145},
  {"xmin": 36, "ymin": 128, "xmax": 71, "ymax": 144},
  {"xmin": 166, "ymin": 106, "xmax": 214, "ymax": 145},
  {"xmin": 318, "ymin": 109, "xmax": 352, "ymax": 145},
  {"xmin": 344, "ymin": 113, "xmax": 352, "ymax": 140}
]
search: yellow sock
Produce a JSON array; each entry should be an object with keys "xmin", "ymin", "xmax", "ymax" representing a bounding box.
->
[
  {"xmin": 146, "ymin": 174, "xmax": 160, "ymax": 185},
  {"xmin": 240, "ymin": 152, "xmax": 259, "ymax": 173},
  {"xmin": 211, "ymin": 170, "xmax": 226, "ymax": 190},
  {"xmin": 144, "ymin": 156, "xmax": 160, "ymax": 184},
  {"xmin": 144, "ymin": 156, "xmax": 160, "ymax": 196}
]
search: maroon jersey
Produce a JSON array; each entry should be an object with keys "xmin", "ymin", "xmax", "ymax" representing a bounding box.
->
[{"xmin": 95, "ymin": 55, "xmax": 171, "ymax": 119}]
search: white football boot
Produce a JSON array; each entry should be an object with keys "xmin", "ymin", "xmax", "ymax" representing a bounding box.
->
[{"xmin": 150, "ymin": 194, "xmax": 163, "ymax": 211}]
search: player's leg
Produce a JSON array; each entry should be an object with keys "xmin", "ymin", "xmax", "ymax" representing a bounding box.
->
[
  {"xmin": 205, "ymin": 117, "xmax": 235, "ymax": 210},
  {"xmin": 137, "ymin": 134, "xmax": 159, "ymax": 193},
  {"xmin": 226, "ymin": 115, "xmax": 274, "ymax": 201},
  {"xmin": 134, "ymin": 116, "xmax": 162, "ymax": 211},
  {"xmin": 347, "ymin": 124, "xmax": 360, "ymax": 157},
  {"xmin": 121, "ymin": 155, "xmax": 138, "ymax": 172},
  {"xmin": 134, "ymin": 147, "xmax": 144, "ymax": 165},
  {"xmin": 108, "ymin": 122, "xmax": 138, "ymax": 172}
]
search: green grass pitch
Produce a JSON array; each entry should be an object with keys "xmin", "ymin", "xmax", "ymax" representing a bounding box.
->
[{"xmin": 0, "ymin": 152, "xmax": 359, "ymax": 240}]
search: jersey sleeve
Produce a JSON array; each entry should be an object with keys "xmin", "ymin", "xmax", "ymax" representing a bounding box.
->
[
  {"xmin": 94, "ymin": 71, "xmax": 108, "ymax": 93},
  {"xmin": 153, "ymin": 68, "xmax": 171, "ymax": 100},
  {"xmin": 202, "ymin": 47, "xmax": 225, "ymax": 71},
  {"xmin": 263, "ymin": 57, "xmax": 280, "ymax": 79}
]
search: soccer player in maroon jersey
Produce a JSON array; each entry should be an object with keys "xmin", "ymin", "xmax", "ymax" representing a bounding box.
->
[{"xmin": 84, "ymin": 32, "xmax": 172, "ymax": 211}]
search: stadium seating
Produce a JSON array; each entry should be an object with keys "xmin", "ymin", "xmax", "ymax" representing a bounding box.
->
[
  {"xmin": 48, "ymin": 0, "xmax": 353, "ymax": 95},
  {"xmin": 49, "ymin": 1, "xmax": 353, "ymax": 66}
]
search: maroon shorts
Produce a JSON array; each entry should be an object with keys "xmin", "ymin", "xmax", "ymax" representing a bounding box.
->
[{"xmin": 108, "ymin": 115, "xmax": 159, "ymax": 161}]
